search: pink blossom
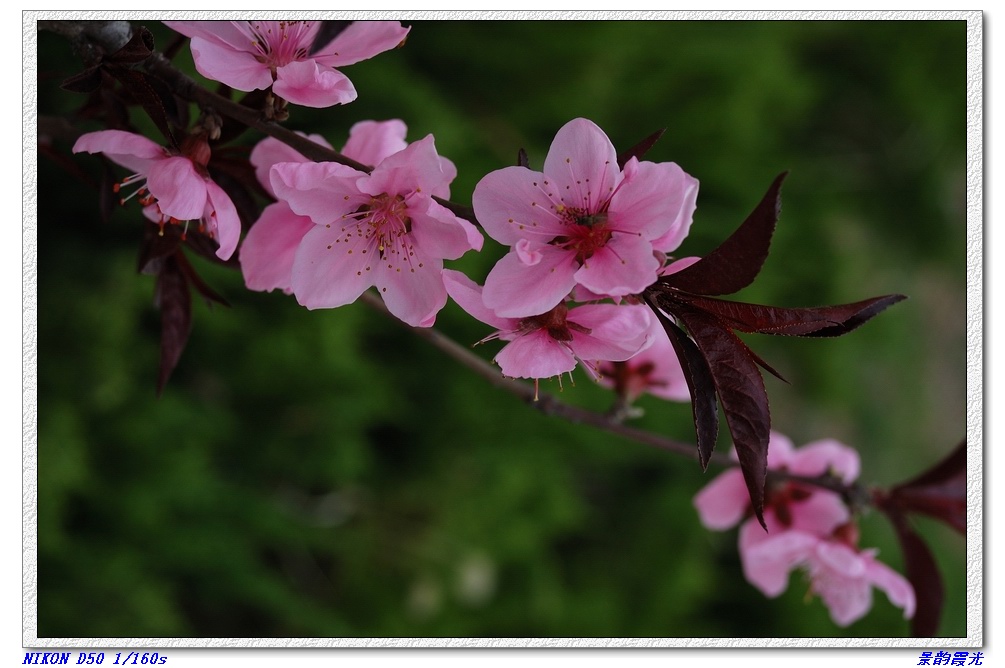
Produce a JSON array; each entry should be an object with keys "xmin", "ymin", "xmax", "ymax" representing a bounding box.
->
[
  {"xmin": 473, "ymin": 118, "xmax": 698, "ymax": 317},
  {"xmin": 271, "ymin": 129, "xmax": 482, "ymax": 327},
  {"xmin": 164, "ymin": 21, "xmax": 409, "ymax": 108},
  {"xmin": 442, "ymin": 270, "xmax": 653, "ymax": 383},
  {"xmin": 693, "ymin": 432, "xmax": 859, "ymax": 531},
  {"xmin": 73, "ymin": 129, "xmax": 240, "ymax": 260},
  {"xmin": 739, "ymin": 524, "xmax": 916, "ymax": 627},
  {"xmin": 597, "ymin": 315, "xmax": 689, "ymax": 402},
  {"xmin": 240, "ymin": 121, "xmax": 408, "ymax": 294}
]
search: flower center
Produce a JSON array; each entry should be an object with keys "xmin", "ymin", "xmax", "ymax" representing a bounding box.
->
[
  {"xmin": 337, "ymin": 193, "xmax": 417, "ymax": 271},
  {"xmin": 248, "ymin": 21, "xmax": 316, "ymax": 70},
  {"xmin": 517, "ymin": 303, "xmax": 592, "ymax": 342},
  {"xmin": 551, "ymin": 206, "xmax": 612, "ymax": 262}
]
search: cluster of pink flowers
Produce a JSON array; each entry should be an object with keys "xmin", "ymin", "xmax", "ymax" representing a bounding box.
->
[
  {"xmin": 693, "ymin": 432, "xmax": 916, "ymax": 626},
  {"xmin": 444, "ymin": 118, "xmax": 698, "ymax": 387}
]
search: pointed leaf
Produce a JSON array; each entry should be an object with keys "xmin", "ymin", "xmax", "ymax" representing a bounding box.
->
[
  {"xmin": 106, "ymin": 26, "xmax": 154, "ymax": 64},
  {"xmin": 517, "ymin": 148, "xmax": 530, "ymax": 169},
  {"xmin": 884, "ymin": 441, "xmax": 966, "ymax": 534},
  {"xmin": 60, "ymin": 65, "xmax": 104, "ymax": 93},
  {"xmin": 138, "ymin": 221, "xmax": 182, "ymax": 274},
  {"xmin": 616, "ymin": 128, "xmax": 665, "ymax": 169},
  {"xmin": 646, "ymin": 297, "xmax": 718, "ymax": 468},
  {"xmin": 108, "ymin": 67, "xmax": 179, "ymax": 147},
  {"xmin": 673, "ymin": 304, "xmax": 770, "ymax": 526},
  {"xmin": 154, "ymin": 253, "xmax": 192, "ymax": 395},
  {"xmin": 886, "ymin": 511, "xmax": 944, "ymax": 637},
  {"xmin": 671, "ymin": 292, "xmax": 907, "ymax": 337},
  {"xmin": 175, "ymin": 249, "xmax": 230, "ymax": 308},
  {"xmin": 309, "ymin": 20, "xmax": 353, "ymax": 55},
  {"xmin": 660, "ymin": 172, "xmax": 787, "ymax": 296}
]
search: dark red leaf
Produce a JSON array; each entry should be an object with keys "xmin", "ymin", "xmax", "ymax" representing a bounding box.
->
[
  {"xmin": 660, "ymin": 172, "xmax": 787, "ymax": 296},
  {"xmin": 882, "ymin": 441, "xmax": 966, "ymax": 534},
  {"xmin": 108, "ymin": 66, "xmax": 179, "ymax": 148},
  {"xmin": 106, "ymin": 26, "xmax": 154, "ymax": 64},
  {"xmin": 154, "ymin": 253, "xmax": 192, "ymax": 395},
  {"xmin": 175, "ymin": 249, "xmax": 230, "ymax": 308},
  {"xmin": 886, "ymin": 511, "xmax": 945, "ymax": 637},
  {"xmin": 646, "ymin": 297, "xmax": 719, "ymax": 469},
  {"xmin": 138, "ymin": 222, "xmax": 182, "ymax": 274},
  {"xmin": 60, "ymin": 65, "xmax": 104, "ymax": 93},
  {"xmin": 616, "ymin": 128, "xmax": 666, "ymax": 170},
  {"xmin": 517, "ymin": 148, "xmax": 530, "ymax": 169},
  {"xmin": 671, "ymin": 292, "xmax": 907, "ymax": 337},
  {"xmin": 673, "ymin": 305, "xmax": 770, "ymax": 527}
]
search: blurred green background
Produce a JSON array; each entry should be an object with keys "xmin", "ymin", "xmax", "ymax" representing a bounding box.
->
[{"xmin": 35, "ymin": 19, "xmax": 968, "ymax": 638}]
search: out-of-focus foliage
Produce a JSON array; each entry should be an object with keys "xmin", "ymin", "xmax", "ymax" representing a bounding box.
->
[{"xmin": 36, "ymin": 19, "xmax": 967, "ymax": 638}]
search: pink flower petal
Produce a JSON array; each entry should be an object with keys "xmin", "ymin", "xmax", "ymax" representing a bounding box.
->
[
  {"xmin": 274, "ymin": 60, "xmax": 357, "ymax": 108},
  {"xmin": 204, "ymin": 180, "xmax": 241, "ymax": 260},
  {"xmin": 362, "ymin": 134, "xmax": 449, "ymax": 198},
  {"xmin": 375, "ymin": 256, "xmax": 447, "ymax": 328},
  {"xmin": 72, "ymin": 129, "xmax": 164, "ymax": 173},
  {"xmin": 789, "ymin": 439, "xmax": 861, "ymax": 483},
  {"xmin": 251, "ymin": 134, "xmax": 332, "ymax": 196},
  {"xmin": 494, "ymin": 330, "xmax": 577, "ymax": 379},
  {"xmin": 290, "ymin": 223, "xmax": 374, "ymax": 310},
  {"xmin": 766, "ymin": 431, "xmax": 796, "ymax": 470},
  {"xmin": 409, "ymin": 199, "xmax": 483, "ymax": 260},
  {"xmin": 313, "ymin": 21, "xmax": 410, "ymax": 67},
  {"xmin": 651, "ymin": 171, "xmax": 699, "ymax": 253},
  {"xmin": 472, "ymin": 166, "xmax": 568, "ymax": 246},
  {"xmin": 543, "ymin": 118, "xmax": 619, "ymax": 212},
  {"xmin": 693, "ymin": 469, "xmax": 751, "ymax": 530},
  {"xmin": 741, "ymin": 530, "xmax": 817, "ymax": 598},
  {"xmin": 163, "ymin": 21, "xmax": 256, "ymax": 49},
  {"xmin": 566, "ymin": 304, "xmax": 651, "ymax": 362},
  {"xmin": 188, "ymin": 35, "xmax": 274, "ymax": 92},
  {"xmin": 482, "ymin": 246, "xmax": 579, "ymax": 318},
  {"xmin": 609, "ymin": 159, "xmax": 694, "ymax": 241},
  {"xmin": 145, "ymin": 156, "xmax": 207, "ymax": 221},
  {"xmin": 270, "ymin": 161, "xmax": 368, "ymax": 226},
  {"xmin": 342, "ymin": 119, "xmax": 408, "ymax": 168},
  {"xmin": 573, "ymin": 231, "xmax": 661, "ymax": 297},
  {"xmin": 442, "ymin": 270, "xmax": 516, "ymax": 331},
  {"xmin": 788, "ymin": 492, "xmax": 851, "ymax": 536},
  {"xmin": 240, "ymin": 202, "xmax": 315, "ymax": 294},
  {"xmin": 865, "ymin": 556, "xmax": 916, "ymax": 619}
]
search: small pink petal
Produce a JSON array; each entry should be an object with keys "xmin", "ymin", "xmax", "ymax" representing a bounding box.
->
[
  {"xmin": 472, "ymin": 166, "xmax": 568, "ymax": 246},
  {"xmin": 72, "ymin": 129, "xmax": 164, "ymax": 173},
  {"xmin": 661, "ymin": 256, "xmax": 702, "ymax": 276},
  {"xmin": 270, "ymin": 161, "xmax": 368, "ymax": 226},
  {"xmin": 787, "ymin": 492, "xmax": 851, "ymax": 536},
  {"xmin": 573, "ymin": 231, "xmax": 661, "ymax": 297},
  {"xmin": 741, "ymin": 530, "xmax": 817, "ymax": 598},
  {"xmin": 313, "ymin": 21, "xmax": 410, "ymax": 67},
  {"xmin": 442, "ymin": 270, "xmax": 515, "ymax": 331},
  {"xmin": 240, "ymin": 202, "xmax": 315, "ymax": 294},
  {"xmin": 273, "ymin": 60, "xmax": 357, "ymax": 108},
  {"xmin": 609, "ymin": 159, "xmax": 692, "ymax": 241},
  {"xmin": 765, "ymin": 431, "xmax": 796, "ymax": 470},
  {"xmin": 693, "ymin": 469, "xmax": 751, "ymax": 530},
  {"xmin": 566, "ymin": 304, "xmax": 651, "ymax": 362},
  {"xmin": 409, "ymin": 199, "xmax": 483, "ymax": 260},
  {"xmin": 515, "ymin": 239, "xmax": 544, "ymax": 265},
  {"xmin": 188, "ymin": 36, "xmax": 274, "ymax": 92},
  {"xmin": 494, "ymin": 330, "xmax": 577, "ymax": 379},
  {"xmin": 864, "ymin": 556, "xmax": 916, "ymax": 619},
  {"xmin": 145, "ymin": 156, "xmax": 207, "ymax": 221},
  {"xmin": 204, "ymin": 180, "xmax": 241, "ymax": 260},
  {"xmin": 789, "ymin": 439, "xmax": 861, "ymax": 483},
  {"xmin": 342, "ymin": 119, "xmax": 408, "ymax": 168},
  {"xmin": 251, "ymin": 134, "xmax": 332, "ymax": 196},
  {"xmin": 482, "ymin": 246, "xmax": 579, "ymax": 318},
  {"xmin": 362, "ymin": 134, "xmax": 449, "ymax": 198},
  {"xmin": 290, "ymin": 224, "xmax": 374, "ymax": 310},
  {"xmin": 651, "ymin": 171, "xmax": 699, "ymax": 253},
  {"xmin": 374, "ymin": 257, "xmax": 448, "ymax": 328},
  {"xmin": 543, "ymin": 118, "xmax": 619, "ymax": 212}
]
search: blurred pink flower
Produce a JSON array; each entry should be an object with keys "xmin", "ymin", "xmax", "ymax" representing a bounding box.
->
[
  {"xmin": 473, "ymin": 117, "xmax": 698, "ymax": 317},
  {"xmin": 443, "ymin": 269, "xmax": 653, "ymax": 382},
  {"xmin": 739, "ymin": 523, "xmax": 916, "ymax": 627},
  {"xmin": 164, "ymin": 21, "xmax": 409, "ymax": 108},
  {"xmin": 597, "ymin": 316, "xmax": 689, "ymax": 402},
  {"xmin": 271, "ymin": 129, "xmax": 482, "ymax": 327},
  {"xmin": 240, "ymin": 121, "xmax": 408, "ymax": 294},
  {"xmin": 73, "ymin": 129, "xmax": 240, "ymax": 260}
]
